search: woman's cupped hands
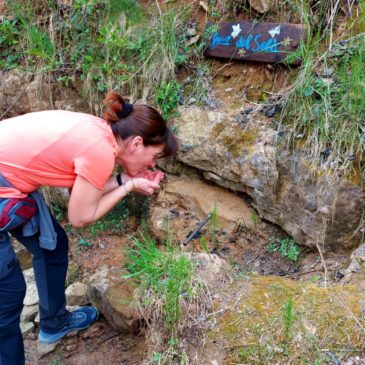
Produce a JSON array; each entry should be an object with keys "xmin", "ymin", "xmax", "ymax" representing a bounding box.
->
[{"xmin": 122, "ymin": 170, "xmax": 165, "ymax": 196}]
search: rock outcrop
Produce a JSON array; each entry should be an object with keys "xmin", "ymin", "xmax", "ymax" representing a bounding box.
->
[
  {"xmin": 149, "ymin": 176, "xmax": 254, "ymax": 243},
  {"xmin": 170, "ymin": 107, "xmax": 364, "ymax": 251}
]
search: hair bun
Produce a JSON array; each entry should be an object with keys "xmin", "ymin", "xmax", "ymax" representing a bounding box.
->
[{"xmin": 117, "ymin": 103, "xmax": 134, "ymax": 118}]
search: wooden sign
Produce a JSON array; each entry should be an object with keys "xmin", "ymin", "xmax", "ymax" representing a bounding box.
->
[{"xmin": 204, "ymin": 22, "xmax": 307, "ymax": 65}]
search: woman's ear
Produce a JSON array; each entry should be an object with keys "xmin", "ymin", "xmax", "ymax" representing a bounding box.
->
[{"xmin": 130, "ymin": 136, "xmax": 143, "ymax": 152}]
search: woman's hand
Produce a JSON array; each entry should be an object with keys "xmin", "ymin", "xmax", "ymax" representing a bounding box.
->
[
  {"xmin": 125, "ymin": 177, "xmax": 160, "ymax": 196},
  {"xmin": 122, "ymin": 170, "xmax": 165, "ymax": 185}
]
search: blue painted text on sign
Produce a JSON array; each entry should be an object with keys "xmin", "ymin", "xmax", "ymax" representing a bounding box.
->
[{"xmin": 211, "ymin": 32, "xmax": 280, "ymax": 53}]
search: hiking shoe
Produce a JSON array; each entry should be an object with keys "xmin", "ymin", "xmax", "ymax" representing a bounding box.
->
[{"xmin": 38, "ymin": 306, "xmax": 99, "ymax": 344}]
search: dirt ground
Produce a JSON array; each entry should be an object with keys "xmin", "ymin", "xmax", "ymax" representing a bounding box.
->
[
  {"xmin": 23, "ymin": 230, "xmax": 147, "ymax": 365},
  {"xmin": 21, "ymin": 203, "xmax": 353, "ymax": 365}
]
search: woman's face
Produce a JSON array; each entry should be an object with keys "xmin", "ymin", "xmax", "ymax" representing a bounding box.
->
[{"xmin": 115, "ymin": 136, "xmax": 165, "ymax": 176}]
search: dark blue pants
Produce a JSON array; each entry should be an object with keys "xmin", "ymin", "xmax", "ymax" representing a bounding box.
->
[{"xmin": 0, "ymin": 216, "xmax": 70, "ymax": 365}]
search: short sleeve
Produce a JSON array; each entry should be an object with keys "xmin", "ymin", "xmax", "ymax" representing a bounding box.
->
[{"xmin": 73, "ymin": 141, "xmax": 115, "ymax": 190}]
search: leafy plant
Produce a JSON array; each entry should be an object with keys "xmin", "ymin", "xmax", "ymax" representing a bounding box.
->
[
  {"xmin": 156, "ymin": 79, "xmax": 181, "ymax": 120},
  {"xmin": 0, "ymin": 18, "xmax": 21, "ymax": 69},
  {"xmin": 78, "ymin": 238, "xmax": 93, "ymax": 248},
  {"xmin": 268, "ymin": 237, "xmax": 301, "ymax": 262},
  {"xmin": 50, "ymin": 202, "xmax": 65, "ymax": 222}
]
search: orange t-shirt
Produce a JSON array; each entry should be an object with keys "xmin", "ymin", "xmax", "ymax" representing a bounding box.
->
[{"xmin": 0, "ymin": 110, "xmax": 117, "ymax": 198}]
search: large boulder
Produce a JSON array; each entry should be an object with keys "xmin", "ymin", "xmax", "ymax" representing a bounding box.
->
[{"xmin": 171, "ymin": 106, "xmax": 364, "ymax": 252}]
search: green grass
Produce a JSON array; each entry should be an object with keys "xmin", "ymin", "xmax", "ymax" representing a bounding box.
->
[
  {"xmin": 279, "ymin": 4, "xmax": 365, "ymax": 176},
  {"xmin": 71, "ymin": 199, "xmax": 129, "ymax": 244},
  {"xmin": 251, "ymin": 209, "xmax": 260, "ymax": 226},
  {"xmin": 3, "ymin": 0, "xmax": 193, "ymax": 108},
  {"xmin": 216, "ymin": 275, "xmax": 364, "ymax": 364},
  {"xmin": 208, "ymin": 205, "xmax": 219, "ymax": 250},
  {"xmin": 283, "ymin": 296, "xmax": 295, "ymax": 347},
  {"xmin": 200, "ymin": 235, "xmax": 210, "ymax": 256},
  {"xmin": 123, "ymin": 230, "xmax": 208, "ymax": 363},
  {"xmin": 124, "ymin": 231, "xmax": 194, "ymax": 333}
]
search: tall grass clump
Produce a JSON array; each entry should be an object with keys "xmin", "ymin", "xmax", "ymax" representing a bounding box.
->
[
  {"xmin": 279, "ymin": 3, "xmax": 365, "ymax": 176},
  {"xmin": 124, "ymin": 231, "xmax": 208, "ymax": 364},
  {"xmin": 282, "ymin": 296, "xmax": 295, "ymax": 350}
]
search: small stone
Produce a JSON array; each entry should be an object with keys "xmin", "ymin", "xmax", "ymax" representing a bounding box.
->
[
  {"xmin": 36, "ymin": 341, "xmax": 58, "ymax": 359},
  {"xmin": 322, "ymin": 67, "xmax": 334, "ymax": 77},
  {"xmin": 318, "ymin": 205, "xmax": 330, "ymax": 215},
  {"xmin": 273, "ymin": 344, "xmax": 283, "ymax": 353},
  {"xmin": 320, "ymin": 148, "xmax": 331, "ymax": 158},
  {"xmin": 66, "ymin": 282, "xmax": 87, "ymax": 306},
  {"xmin": 351, "ymin": 245, "xmax": 365, "ymax": 261},
  {"xmin": 20, "ymin": 322, "xmax": 34, "ymax": 336},
  {"xmin": 65, "ymin": 344, "xmax": 78, "ymax": 352},
  {"xmin": 334, "ymin": 270, "xmax": 344, "ymax": 280},
  {"xmin": 21, "ymin": 304, "xmax": 38, "ymax": 323},
  {"xmin": 187, "ymin": 28, "xmax": 198, "ymax": 37},
  {"xmin": 248, "ymin": 0, "xmax": 271, "ymax": 13},
  {"xmin": 347, "ymin": 260, "xmax": 361, "ymax": 273},
  {"xmin": 265, "ymin": 106, "xmax": 276, "ymax": 117}
]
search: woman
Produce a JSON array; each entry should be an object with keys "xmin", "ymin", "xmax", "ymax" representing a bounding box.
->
[{"xmin": 0, "ymin": 92, "xmax": 178, "ymax": 365}]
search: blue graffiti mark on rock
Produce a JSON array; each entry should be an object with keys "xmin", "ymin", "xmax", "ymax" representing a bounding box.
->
[{"xmin": 211, "ymin": 31, "xmax": 280, "ymax": 53}]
